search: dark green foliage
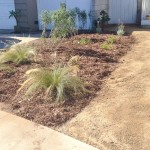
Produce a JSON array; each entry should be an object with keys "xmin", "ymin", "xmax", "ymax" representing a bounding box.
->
[
  {"xmin": 96, "ymin": 10, "xmax": 110, "ymax": 32},
  {"xmin": 100, "ymin": 10, "xmax": 110, "ymax": 25},
  {"xmin": 9, "ymin": 10, "xmax": 21, "ymax": 26},
  {"xmin": 75, "ymin": 7, "xmax": 87, "ymax": 29}
]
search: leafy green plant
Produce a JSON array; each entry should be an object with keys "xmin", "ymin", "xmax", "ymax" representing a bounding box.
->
[
  {"xmin": 100, "ymin": 42, "xmax": 112, "ymax": 50},
  {"xmin": 18, "ymin": 66, "xmax": 86, "ymax": 101},
  {"xmin": 79, "ymin": 38, "xmax": 92, "ymax": 45},
  {"xmin": 9, "ymin": 10, "xmax": 21, "ymax": 26},
  {"xmin": 0, "ymin": 45, "xmax": 36, "ymax": 65},
  {"xmin": 75, "ymin": 8, "xmax": 87, "ymax": 29},
  {"xmin": 117, "ymin": 24, "xmax": 125, "ymax": 36},
  {"xmin": 50, "ymin": 3, "xmax": 77, "ymax": 38},
  {"xmin": 9, "ymin": 10, "xmax": 22, "ymax": 32},
  {"xmin": 40, "ymin": 3, "xmax": 77, "ymax": 38},
  {"xmin": 107, "ymin": 35, "xmax": 118, "ymax": 44},
  {"xmin": 79, "ymin": 10, "xmax": 87, "ymax": 29},
  {"xmin": 40, "ymin": 10, "xmax": 52, "ymax": 37},
  {"xmin": 96, "ymin": 10, "xmax": 110, "ymax": 32},
  {"xmin": 100, "ymin": 10, "xmax": 110, "ymax": 25}
]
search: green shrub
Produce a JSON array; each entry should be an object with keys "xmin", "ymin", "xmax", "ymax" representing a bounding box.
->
[
  {"xmin": 117, "ymin": 24, "xmax": 125, "ymax": 36},
  {"xmin": 50, "ymin": 3, "xmax": 77, "ymax": 38},
  {"xmin": 9, "ymin": 10, "xmax": 21, "ymax": 27},
  {"xmin": 40, "ymin": 10, "xmax": 52, "ymax": 37},
  {"xmin": 107, "ymin": 35, "xmax": 117, "ymax": 44},
  {"xmin": 96, "ymin": 10, "xmax": 110, "ymax": 31},
  {"xmin": 79, "ymin": 38, "xmax": 92, "ymax": 45},
  {"xmin": 0, "ymin": 45, "xmax": 36, "ymax": 65},
  {"xmin": 100, "ymin": 42, "xmax": 112, "ymax": 50},
  {"xmin": 18, "ymin": 66, "xmax": 86, "ymax": 101},
  {"xmin": 74, "ymin": 7, "xmax": 87, "ymax": 29}
]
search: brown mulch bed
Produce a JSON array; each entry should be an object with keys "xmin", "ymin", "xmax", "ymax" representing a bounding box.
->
[{"xmin": 0, "ymin": 34, "xmax": 134, "ymax": 127}]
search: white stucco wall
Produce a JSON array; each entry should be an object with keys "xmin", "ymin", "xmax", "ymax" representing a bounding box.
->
[
  {"xmin": 37, "ymin": 0, "xmax": 93, "ymax": 30},
  {"xmin": 0, "ymin": 0, "xmax": 16, "ymax": 30},
  {"xmin": 141, "ymin": 0, "xmax": 150, "ymax": 25},
  {"xmin": 37, "ymin": 0, "xmax": 139, "ymax": 30},
  {"xmin": 92, "ymin": 0, "xmax": 109, "ymax": 19}
]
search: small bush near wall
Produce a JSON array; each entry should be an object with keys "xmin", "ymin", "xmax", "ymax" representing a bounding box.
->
[
  {"xmin": 41, "ymin": 3, "xmax": 77, "ymax": 38},
  {"xmin": 74, "ymin": 7, "xmax": 87, "ymax": 30},
  {"xmin": 117, "ymin": 24, "xmax": 125, "ymax": 36},
  {"xmin": 94, "ymin": 10, "xmax": 110, "ymax": 33},
  {"xmin": 40, "ymin": 10, "xmax": 52, "ymax": 37}
]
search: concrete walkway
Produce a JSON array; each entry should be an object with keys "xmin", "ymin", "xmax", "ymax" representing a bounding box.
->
[
  {"xmin": 0, "ymin": 33, "xmax": 40, "ymax": 45},
  {"xmin": 0, "ymin": 111, "xmax": 98, "ymax": 150}
]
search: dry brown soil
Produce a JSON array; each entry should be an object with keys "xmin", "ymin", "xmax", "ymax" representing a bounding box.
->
[
  {"xmin": 58, "ymin": 30, "xmax": 150, "ymax": 150},
  {"xmin": 0, "ymin": 34, "xmax": 133, "ymax": 127}
]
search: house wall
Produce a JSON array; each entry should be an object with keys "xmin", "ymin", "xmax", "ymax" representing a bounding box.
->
[
  {"xmin": 14, "ymin": 0, "xmax": 38, "ymax": 32},
  {"xmin": 93, "ymin": 0, "xmax": 142, "ymax": 24},
  {"xmin": 14, "ymin": 0, "xmax": 143, "ymax": 32},
  {"xmin": 92, "ymin": 0, "xmax": 109, "ymax": 19},
  {"xmin": 0, "ymin": 0, "xmax": 16, "ymax": 32},
  {"xmin": 37, "ymin": 0, "xmax": 93, "ymax": 30},
  {"xmin": 137, "ymin": 0, "xmax": 142, "ymax": 24}
]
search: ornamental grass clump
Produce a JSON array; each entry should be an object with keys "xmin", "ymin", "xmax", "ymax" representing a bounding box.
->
[
  {"xmin": 18, "ymin": 65, "xmax": 86, "ymax": 102},
  {"xmin": 100, "ymin": 35, "xmax": 118, "ymax": 50},
  {"xmin": 79, "ymin": 38, "xmax": 92, "ymax": 45},
  {"xmin": 107, "ymin": 35, "xmax": 118, "ymax": 44},
  {"xmin": 68, "ymin": 55, "xmax": 80, "ymax": 66},
  {"xmin": 0, "ymin": 64, "xmax": 15, "ymax": 73},
  {"xmin": 100, "ymin": 41, "xmax": 112, "ymax": 50},
  {"xmin": 0, "ymin": 45, "xmax": 36, "ymax": 65}
]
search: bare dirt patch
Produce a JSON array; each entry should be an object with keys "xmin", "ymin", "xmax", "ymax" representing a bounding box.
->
[
  {"xmin": 58, "ymin": 30, "xmax": 150, "ymax": 150},
  {"xmin": 0, "ymin": 34, "xmax": 134, "ymax": 127}
]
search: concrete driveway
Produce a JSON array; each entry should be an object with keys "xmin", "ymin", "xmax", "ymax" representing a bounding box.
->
[
  {"xmin": 0, "ymin": 111, "xmax": 98, "ymax": 150},
  {"xmin": 0, "ymin": 33, "xmax": 41, "ymax": 45}
]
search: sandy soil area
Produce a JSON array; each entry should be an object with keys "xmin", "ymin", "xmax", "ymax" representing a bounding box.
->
[{"xmin": 58, "ymin": 29, "xmax": 150, "ymax": 150}]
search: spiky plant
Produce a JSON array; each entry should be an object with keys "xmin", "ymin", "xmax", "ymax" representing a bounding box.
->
[
  {"xmin": 0, "ymin": 64, "xmax": 15, "ymax": 73},
  {"xmin": 100, "ymin": 42, "xmax": 112, "ymax": 50},
  {"xmin": 79, "ymin": 38, "xmax": 92, "ymax": 45},
  {"xmin": 0, "ymin": 45, "xmax": 36, "ymax": 65},
  {"xmin": 18, "ymin": 66, "xmax": 86, "ymax": 101},
  {"xmin": 68, "ymin": 55, "xmax": 80, "ymax": 66},
  {"xmin": 107, "ymin": 35, "xmax": 118, "ymax": 44}
]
